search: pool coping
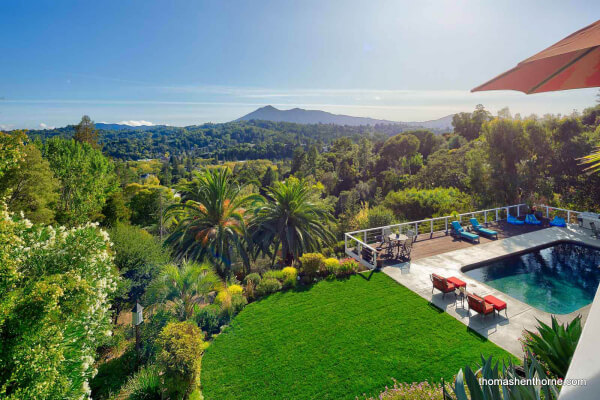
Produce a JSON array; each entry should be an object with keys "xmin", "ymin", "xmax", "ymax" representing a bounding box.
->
[
  {"xmin": 382, "ymin": 224, "xmax": 600, "ymax": 357},
  {"xmin": 460, "ymin": 239, "xmax": 600, "ymax": 273}
]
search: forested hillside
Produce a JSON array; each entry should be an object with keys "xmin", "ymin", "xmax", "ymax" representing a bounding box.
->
[{"xmin": 26, "ymin": 120, "xmax": 396, "ymax": 161}]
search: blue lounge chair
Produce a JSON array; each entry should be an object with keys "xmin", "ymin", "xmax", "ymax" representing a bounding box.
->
[
  {"xmin": 549, "ymin": 216, "xmax": 567, "ymax": 227},
  {"xmin": 525, "ymin": 214, "xmax": 542, "ymax": 225},
  {"xmin": 469, "ymin": 218, "xmax": 498, "ymax": 239},
  {"xmin": 507, "ymin": 215, "xmax": 524, "ymax": 225},
  {"xmin": 451, "ymin": 221, "xmax": 480, "ymax": 243}
]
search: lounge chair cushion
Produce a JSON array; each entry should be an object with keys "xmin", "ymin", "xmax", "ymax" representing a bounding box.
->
[
  {"xmin": 549, "ymin": 216, "xmax": 566, "ymax": 227},
  {"xmin": 478, "ymin": 227, "xmax": 497, "ymax": 236},
  {"xmin": 525, "ymin": 214, "xmax": 542, "ymax": 225},
  {"xmin": 447, "ymin": 276, "xmax": 466, "ymax": 288},
  {"xmin": 460, "ymin": 231, "xmax": 479, "ymax": 240},
  {"xmin": 451, "ymin": 221, "xmax": 464, "ymax": 232},
  {"xmin": 469, "ymin": 218, "xmax": 497, "ymax": 238},
  {"xmin": 507, "ymin": 215, "xmax": 524, "ymax": 225},
  {"xmin": 484, "ymin": 295, "xmax": 507, "ymax": 311}
]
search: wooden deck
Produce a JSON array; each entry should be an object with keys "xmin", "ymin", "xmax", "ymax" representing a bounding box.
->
[{"xmin": 356, "ymin": 220, "xmax": 550, "ymax": 266}]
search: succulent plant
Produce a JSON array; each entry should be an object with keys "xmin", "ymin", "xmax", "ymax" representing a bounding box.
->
[
  {"xmin": 453, "ymin": 353, "xmax": 559, "ymax": 400},
  {"xmin": 524, "ymin": 315, "xmax": 582, "ymax": 379}
]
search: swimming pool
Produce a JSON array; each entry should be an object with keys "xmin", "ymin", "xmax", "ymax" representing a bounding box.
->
[{"xmin": 463, "ymin": 241, "xmax": 600, "ymax": 314}]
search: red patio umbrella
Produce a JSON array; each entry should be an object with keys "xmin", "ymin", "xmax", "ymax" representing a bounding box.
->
[{"xmin": 472, "ymin": 19, "xmax": 600, "ymax": 94}]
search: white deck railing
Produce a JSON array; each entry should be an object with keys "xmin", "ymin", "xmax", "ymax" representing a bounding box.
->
[{"xmin": 345, "ymin": 203, "xmax": 585, "ymax": 270}]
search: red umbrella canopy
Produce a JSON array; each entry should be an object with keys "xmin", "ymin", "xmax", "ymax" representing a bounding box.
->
[{"xmin": 472, "ymin": 19, "xmax": 600, "ymax": 94}]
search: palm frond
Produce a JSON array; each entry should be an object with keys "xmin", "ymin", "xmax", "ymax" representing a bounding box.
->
[{"xmin": 580, "ymin": 145, "xmax": 600, "ymax": 174}]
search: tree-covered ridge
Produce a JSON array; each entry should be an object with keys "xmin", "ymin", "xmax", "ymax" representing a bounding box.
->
[{"xmin": 25, "ymin": 120, "xmax": 394, "ymax": 161}]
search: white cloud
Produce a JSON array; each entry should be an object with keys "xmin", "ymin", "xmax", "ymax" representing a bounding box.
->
[
  {"xmin": 0, "ymin": 124, "xmax": 14, "ymax": 131},
  {"xmin": 117, "ymin": 120, "xmax": 156, "ymax": 126},
  {"xmin": 39, "ymin": 122, "xmax": 55, "ymax": 129}
]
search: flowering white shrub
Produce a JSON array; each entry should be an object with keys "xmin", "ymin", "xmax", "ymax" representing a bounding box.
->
[{"xmin": 0, "ymin": 203, "xmax": 118, "ymax": 400}]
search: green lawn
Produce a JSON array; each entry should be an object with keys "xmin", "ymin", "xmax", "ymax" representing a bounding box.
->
[{"xmin": 202, "ymin": 272, "xmax": 517, "ymax": 400}]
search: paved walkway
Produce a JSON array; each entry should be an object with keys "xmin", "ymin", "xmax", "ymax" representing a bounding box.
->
[{"xmin": 382, "ymin": 225, "xmax": 600, "ymax": 356}]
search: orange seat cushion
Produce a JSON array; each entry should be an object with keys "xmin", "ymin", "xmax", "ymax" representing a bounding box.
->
[
  {"xmin": 447, "ymin": 277, "xmax": 466, "ymax": 288},
  {"xmin": 484, "ymin": 295, "xmax": 507, "ymax": 311}
]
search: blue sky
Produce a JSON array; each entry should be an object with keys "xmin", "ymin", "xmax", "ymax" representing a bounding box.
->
[{"xmin": 1, "ymin": 0, "xmax": 599, "ymax": 129}]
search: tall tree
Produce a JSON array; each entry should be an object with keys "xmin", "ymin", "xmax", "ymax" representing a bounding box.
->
[
  {"xmin": 74, "ymin": 115, "xmax": 100, "ymax": 149},
  {"xmin": 376, "ymin": 133, "xmax": 420, "ymax": 174},
  {"xmin": 483, "ymin": 118, "xmax": 525, "ymax": 204},
  {"xmin": 0, "ymin": 131, "xmax": 25, "ymax": 179},
  {"xmin": 260, "ymin": 166, "xmax": 278, "ymax": 195},
  {"xmin": 250, "ymin": 178, "xmax": 335, "ymax": 265},
  {"xmin": 42, "ymin": 138, "xmax": 117, "ymax": 226},
  {"xmin": 0, "ymin": 143, "xmax": 59, "ymax": 224},
  {"xmin": 109, "ymin": 223, "xmax": 169, "ymax": 321},
  {"xmin": 452, "ymin": 104, "xmax": 492, "ymax": 141},
  {"xmin": 165, "ymin": 168, "xmax": 263, "ymax": 277}
]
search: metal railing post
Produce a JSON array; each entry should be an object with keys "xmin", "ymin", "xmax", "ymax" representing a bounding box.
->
[
  {"xmin": 344, "ymin": 234, "xmax": 348, "ymax": 254},
  {"xmin": 363, "ymin": 231, "xmax": 367, "ymax": 244},
  {"xmin": 373, "ymin": 248, "xmax": 377, "ymax": 269},
  {"xmin": 546, "ymin": 206, "xmax": 549, "ymax": 218},
  {"xmin": 517, "ymin": 205, "xmax": 520, "ymax": 217},
  {"xmin": 568, "ymin": 210, "xmax": 571, "ymax": 224},
  {"xmin": 484, "ymin": 210, "xmax": 488, "ymax": 225},
  {"xmin": 496, "ymin": 209, "xmax": 499, "ymax": 221},
  {"xmin": 445, "ymin": 217, "xmax": 448, "ymax": 234},
  {"xmin": 430, "ymin": 219, "xmax": 433, "ymax": 238}
]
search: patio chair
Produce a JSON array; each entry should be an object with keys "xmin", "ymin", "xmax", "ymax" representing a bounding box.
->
[
  {"xmin": 591, "ymin": 222, "xmax": 600, "ymax": 239},
  {"xmin": 406, "ymin": 229, "xmax": 416, "ymax": 243},
  {"xmin": 549, "ymin": 216, "xmax": 567, "ymax": 227},
  {"xmin": 525, "ymin": 214, "xmax": 542, "ymax": 225},
  {"xmin": 467, "ymin": 293, "xmax": 495, "ymax": 319},
  {"xmin": 377, "ymin": 235, "xmax": 394, "ymax": 257},
  {"xmin": 399, "ymin": 238, "xmax": 413, "ymax": 261},
  {"xmin": 469, "ymin": 218, "xmax": 498, "ymax": 239},
  {"xmin": 451, "ymin": 221, "xmax": 480, "ymax": 243},
  {"xmin": 430, "ymin": 273, "xmax": 456, "ymax": 298},
  {"xmin": 507, "ymin": 214, "xmax": 525, "ymax": 225}
]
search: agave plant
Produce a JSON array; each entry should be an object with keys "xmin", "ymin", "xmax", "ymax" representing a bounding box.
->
[
  {"xmin": 453, "ymin": 353, "xmax": 559, "ymax": 400},
  {"xmin": 524, "ymin": 315, "xmax": 582, "ymax": 379}
]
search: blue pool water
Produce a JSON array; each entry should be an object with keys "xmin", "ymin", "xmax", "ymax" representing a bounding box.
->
[{"xmin": 464, "ymin": 242, "xmax": 600, "ymax": 314}]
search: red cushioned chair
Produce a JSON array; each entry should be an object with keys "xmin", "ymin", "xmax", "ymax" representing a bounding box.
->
[
  {"xmin": 467, "ymin": 293, "xmax": 495, "ymax": 319},
  {"xmin": 431, "ymin": 273, "xmax": 456, "ymax": 299}
]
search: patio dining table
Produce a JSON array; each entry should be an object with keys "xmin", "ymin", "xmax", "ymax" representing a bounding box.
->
[{"xmin": 388, "ymin": 233, "xmax": 408, "ymax": 242}]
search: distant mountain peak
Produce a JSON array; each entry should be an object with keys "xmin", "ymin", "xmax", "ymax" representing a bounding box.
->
[{"xmin": 236, "ymin": 106, "xmax": 454, "ymax": 132}]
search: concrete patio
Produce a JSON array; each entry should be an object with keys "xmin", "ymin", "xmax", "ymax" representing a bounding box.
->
[{"xmin": 382, "ymin": 224, "xmax": 600, "ymax": 356}]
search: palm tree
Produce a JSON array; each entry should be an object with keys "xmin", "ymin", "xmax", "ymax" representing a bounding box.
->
[
  {"xmin": 165, "ymin": 167, "xmax": 263, "ymax": 278},
  {"xmin": 146, "ymin": 261, "xmax": 221, "ymax": 321},
  {"xmin": 250, "ymin": 178, "xmax": 335, "ymax": 265}
]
